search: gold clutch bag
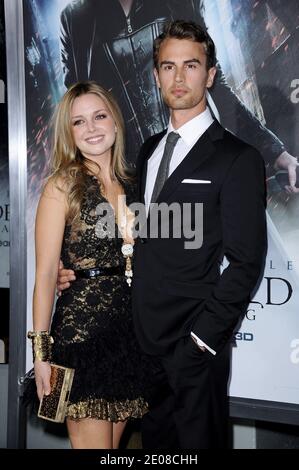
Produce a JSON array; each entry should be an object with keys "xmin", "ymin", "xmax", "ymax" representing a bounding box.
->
[{"xmin": 38, "ymin": 364, "xmax": 75, "ymax": 423}]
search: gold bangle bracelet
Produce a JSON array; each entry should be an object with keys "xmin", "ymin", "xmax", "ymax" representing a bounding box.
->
[
  {"xmin": 27, "ymin": 331, "xmax": 54, "ymax": 362},
  {"xmin": 27, "ymin": 330, "xmax": 49, "ymax": 339}
]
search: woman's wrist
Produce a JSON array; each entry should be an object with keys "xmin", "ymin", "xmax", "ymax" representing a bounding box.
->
[{"xmin": 27, "ymin": 330, "xmax": 54, "ymax": 362}]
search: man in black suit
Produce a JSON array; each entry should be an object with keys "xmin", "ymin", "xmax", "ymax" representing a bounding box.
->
[
  {"xmin": 131, "ymin": 20, "xmax": 267, "ymax": 449},
  {"xmin": 58, "ymin": 20, "xmax": 267, "ymax": 449}
]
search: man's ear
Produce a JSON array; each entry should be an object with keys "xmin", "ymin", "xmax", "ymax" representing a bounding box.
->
[
  {"xmin": 206, "ymin": 66, "xmax": 217, "ymax": 89},
  {"xmin": 154, "ymin": 68, "xmax": 161, "ymax": 88}
]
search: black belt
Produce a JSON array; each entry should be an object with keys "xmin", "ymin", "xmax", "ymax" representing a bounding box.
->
[{"xmin": 74, "ymin": 266, "xmax": 123, "ymax": 279}]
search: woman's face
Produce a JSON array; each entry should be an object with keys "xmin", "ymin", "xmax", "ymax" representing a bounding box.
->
[{"xmin": 70, "ymin": 93, "xmax": 117, "ymax": 163}]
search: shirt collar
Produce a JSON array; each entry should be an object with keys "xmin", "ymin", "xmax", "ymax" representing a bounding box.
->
[{"xmin": 167, "ymin": 107, "xmax": 214, "ymax": 147}]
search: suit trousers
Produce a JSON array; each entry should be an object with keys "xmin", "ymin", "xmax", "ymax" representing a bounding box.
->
[{"xmin": 141, "ymin": 336, "xmax": 231, "ymax": 449}]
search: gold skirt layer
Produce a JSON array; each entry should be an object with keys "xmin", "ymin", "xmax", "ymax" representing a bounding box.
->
[{"xmin": 67, "ymin": 397, "xmax": 148, "ymax": 422}]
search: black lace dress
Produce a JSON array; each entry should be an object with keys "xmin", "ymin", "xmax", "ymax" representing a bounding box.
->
[{"xmin": 50, "ymin": 175, "xmax": 149, "ymax": 421}]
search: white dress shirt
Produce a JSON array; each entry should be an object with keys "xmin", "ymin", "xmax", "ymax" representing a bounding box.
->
[
  {"xmin": 145, "ymin": 107, "xmax": 214, "ymax": 211},
  {"xmin": 144, "ymin": 107, "xmax": 216, "ymax": 356}
]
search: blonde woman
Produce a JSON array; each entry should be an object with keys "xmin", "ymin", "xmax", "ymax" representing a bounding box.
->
[{"xmin": 30, "ymin": 81, "xmax": 149, "ymax": 449}]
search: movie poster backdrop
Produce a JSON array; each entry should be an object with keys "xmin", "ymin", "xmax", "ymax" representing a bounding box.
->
[{"xmin": 23, "ymin": 0, "xmax": 299, "ymax": 406}]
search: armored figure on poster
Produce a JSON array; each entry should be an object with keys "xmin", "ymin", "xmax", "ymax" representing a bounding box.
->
[{"xmin": 60, "ymin": 0, "xmax": 298, "ymax": 187}]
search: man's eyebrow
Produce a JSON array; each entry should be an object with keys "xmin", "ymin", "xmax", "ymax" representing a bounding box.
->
[
  {"xmin": 159, "ymin": 60, "xmax": 175, "ymax": 66},
  {"xmin": 184, "ymin": 59, "xmax": 201, "ymax": 64},
  {"xmin": 159, "ymin": 59, "xmax": 201, "ymax": 66}
]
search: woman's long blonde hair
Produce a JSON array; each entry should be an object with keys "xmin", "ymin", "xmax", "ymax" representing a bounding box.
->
[{"xmin": 49, "ymin": 81, "xmax": 130, "ymax": 223}]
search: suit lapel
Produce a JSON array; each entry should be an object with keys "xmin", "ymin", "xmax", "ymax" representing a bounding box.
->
[{"xmin": 155, "ymin": 121, "xmax": 223, "ymax": 204}]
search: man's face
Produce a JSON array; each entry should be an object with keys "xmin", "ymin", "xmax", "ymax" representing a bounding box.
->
[{"xmin": 154, "ymin": 38, "xmax": 216, "ymax": 116}]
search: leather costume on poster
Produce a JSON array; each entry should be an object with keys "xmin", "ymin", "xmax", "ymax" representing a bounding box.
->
[{"xmin": 60, "ymin": 0, "xmax": 285, "ymax": 165}]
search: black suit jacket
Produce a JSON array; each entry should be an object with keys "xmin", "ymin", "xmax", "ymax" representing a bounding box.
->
[{"xmin": 132, "ymin": 121, "xmax": 267, "ymax": 355}]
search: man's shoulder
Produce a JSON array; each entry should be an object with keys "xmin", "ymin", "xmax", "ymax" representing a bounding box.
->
[
  {"xmin": 141, "ymin": 130, "xmax": 166, "ymax": 152},
  {"xmin": 135, "ymin": 131, "xmax": 166, "ymax": 171},
  {"xmin": 146, "ymin": 130, "xmax": 167, "ymax": 143},
  {"xmin": 219, "ymin": 127, "xmax": 262, "ymax": 160},
  {"xmin": 205, "ymin": 123, "xmax": 264, "ymax": 174},
  {"xmin": 219, "ymin": 129, "xmax": 266, "ymax": 179}
]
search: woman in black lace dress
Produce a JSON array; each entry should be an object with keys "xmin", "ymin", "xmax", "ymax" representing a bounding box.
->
[{"xmin": 31, "ymin": 81, "xmax": 149, "ymax": 448}]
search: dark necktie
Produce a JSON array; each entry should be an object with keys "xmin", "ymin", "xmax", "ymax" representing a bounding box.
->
[{"xmin": 150, "ymin": 131, "xmax": 181, "ymax": 203}]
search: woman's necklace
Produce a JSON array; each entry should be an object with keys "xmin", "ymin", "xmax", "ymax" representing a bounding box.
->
[
  {"xmin": 121, "ymin": 243, "xmax": 133, "ymax": 286},
  {"xmin": 117, "ymin": 195, "xmax": 135, "ymax": 287},
  {"xmin": 97, "ymin": 176, "xmax": 135, "ymax": 286}
]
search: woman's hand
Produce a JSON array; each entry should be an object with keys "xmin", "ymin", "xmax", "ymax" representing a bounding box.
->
[{"xmin": 34, "ymin": 360, "xmax": 52, "ymax": 400}]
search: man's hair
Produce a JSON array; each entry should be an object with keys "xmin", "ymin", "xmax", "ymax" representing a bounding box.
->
[{"xmin": 153, "ymin": 20, "xmax": 216, "ymax": 71}]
